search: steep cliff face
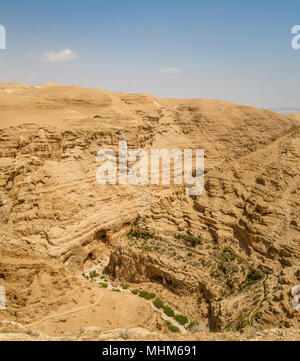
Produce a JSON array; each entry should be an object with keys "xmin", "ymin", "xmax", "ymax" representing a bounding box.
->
[
  {"xmin": 106, "ymin": 128, "xmax": 300, "ymax": 330},
  {"xmin": 0, "ymin": 83, "xmax": 299, "ymax": 339},
  {"xmin": 0, "ymin": 237, "xmax": 84, "ymax": 325}
]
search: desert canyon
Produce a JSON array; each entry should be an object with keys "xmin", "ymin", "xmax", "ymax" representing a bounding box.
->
[{"xmin": 0, "ymin": 82, "xmax": 299, "ymax": 340}]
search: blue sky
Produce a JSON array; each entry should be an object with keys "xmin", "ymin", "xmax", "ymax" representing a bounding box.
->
[{"xmin": 0, "ymin": 0, "xmax": 300, "ymax": 110}]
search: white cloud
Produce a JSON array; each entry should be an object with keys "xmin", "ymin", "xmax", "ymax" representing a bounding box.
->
[
  {"xmin": 42, "ymin": 49, "xmax": 77, "ymax": 63},
  {"xmin": 160, "ymin": 67, "xmax": 180, "ymax": 74}
]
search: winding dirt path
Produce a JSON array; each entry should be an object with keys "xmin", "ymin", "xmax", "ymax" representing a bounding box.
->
[
  {"xmin": 248, "ymin": 273, "xmax": 268, "ymax": 328},
  {"xmin": 27, "ymin": 295, "xmax": 103, "ymax": 328},
  {"xmin": 227, "ymin": 246, "xmax": 268, "ymax": 332},
  {"xmin": 27, "ymin": 274, "xmax": 187, "ymax": 334},
  {"xmin": 87, "ymin": 267, "xmax": 188, "ymax": 334}
]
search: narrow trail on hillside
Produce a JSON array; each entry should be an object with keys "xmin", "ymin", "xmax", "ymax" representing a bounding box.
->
[
  {"xmin": 227, "ymin": 245, "xmax": 268, "ymax": 334},
  {"xmin": 27, "ymin": 295, "xmax": 103, "ymax": 328},
  {"xmin": 85, "ymin": 266, "xmax": 188, "ymax": 334},
  {"xmin": 27, "ymin": 270, "xmax": 187, "ymax": 334}
]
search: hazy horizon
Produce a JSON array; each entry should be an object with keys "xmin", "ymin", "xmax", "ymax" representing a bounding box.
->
[{"xmin": 0, "ymin": 0, "xmax": 300, "ymax": 110}]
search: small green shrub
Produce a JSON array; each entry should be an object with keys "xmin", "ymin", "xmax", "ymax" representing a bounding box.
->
[
  {"xmin": 220, "ymin": 248, "xmax": 236, "ymax": 263},
  {"xmin": 89, "ymin": 270, "xmax": 100, "ymax": 279},
  {"xmin": 112, "ymin": 288, "xmax": 121, "ymax": 292},
  {"xmin": 100, "ymin": 282, "xmax": 108, "ymax": 288},
  {"xmin": 174, "ymin": 234, "xmax": 202, "ymax": 247},
  {"xmin": 184, "ymin": 234, "xmax": 202, "ymax": 247},
  {"xmin": 127, "ymin": 227, "xmax": 155, "ymax": 240},
  {"xmin": 163, "ymin": 305, "xmax": 175, "ymax": 317},
  {"xmin": 131, "ymin": 289, "xmax": 139, "ymax": 295},
  {"xmin": 139, "ymin": 290, "xmax": 156, "ymax": 300},
  {"xmin": 247, "ymin": 269, "xmax": 263, "ymax": 282},
  {"xmin": 174, "ymin": 314, "xmax": 189, "ymax": 325},
  {"xmin": 141, "ymin": 245, "xmax": 155, "ymax": 253},
  {"xmin": 153, "ymin": 298, "xmax": 164, "ymax": 309},
  {"xmin": 165, "ymin": 321, "xmax": 180, "ymax": 333},
  {"xmin": 174, "ymin": 234, "xmax": 183, "ymax": 240},
  {"xmin": 241, "ymin": 269, "xmax": 264, "ymax": 289},
  {"xmin": 121, "ymin": 284, "xmax": 129, "ymax": 290}
]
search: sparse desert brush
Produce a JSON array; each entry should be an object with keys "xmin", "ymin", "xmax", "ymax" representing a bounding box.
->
[
  {"xmin": 183, "ymin": 234, "xmax": 202, "ymax": 247},
  {"xmin": 138, "ymin": 290, "xmax": 156, "ymax": 300},
  {"xmin": 127, "ymin": 225, "xmax": 155, "ymax": 241},
  {"xmin": 163, "ymin": 305, "xmax": 175, "ymax": 317},
  {"xmin": 240, "ymin": 269, "xmax": 264, "ymax": 289},
  {"xmin": 89, "ymin": 270, "xmax": 100, "ymax": 279},
  {"xmin": 121, "ymin": 283, "xmax": 129, "ymax": 290},
  {"xmin": 140, "ymin": 245, "xmax": 155, "ymax": 253},
  {"xmin": 131, "ymin": 289, "xmax": 139, "ymax": 295},
  {"xmin": 247, "ymin": 269, "xmax": 264, "ymax": 282},
  {"xmin": 174, "ymin": 314, "xmax": 189, "ymax": 325},
  {"xmin": 112, "ymin": 288, "xmax": 121, "ymax": 292},
  {"xmin": 210, "ymin": 269, "xmax": 223, "ymax": 279},
  {"xmin": 153, "ymin": 298, "xmax": 164, "ymax": 309},
  {"xmin": 174, "ymin": 234, "xmax": 202, "ymax": 247},
  {"xmin": 165, "ymin": 321, "xmax": 180, "ymax": 333},
  {"xmin": 220, "ymin": 247, "xmax": 236, "ymax": 262},
  {"xmin": 174, "ymin": 234, "xmax": 182, "ymax": 240},
  {"xmin": 100, "ymin": 282, "xmax": 108, "ymax": 288}
]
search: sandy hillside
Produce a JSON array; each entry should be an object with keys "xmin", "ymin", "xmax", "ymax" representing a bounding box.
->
[{"xmin": 290, "ymin": 113, "xmax": 300, "ymax": 122}]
